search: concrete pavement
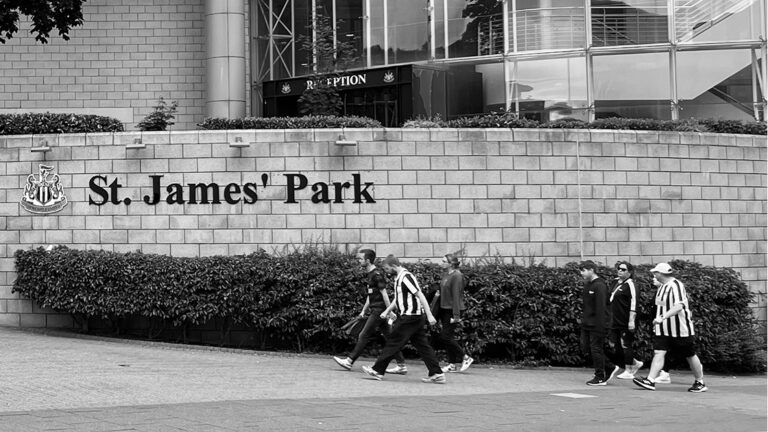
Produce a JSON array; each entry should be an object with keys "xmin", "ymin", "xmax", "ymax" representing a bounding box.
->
[{"xmin": 0, "ymin": 326, "xmax": 765, "ymax": 431}]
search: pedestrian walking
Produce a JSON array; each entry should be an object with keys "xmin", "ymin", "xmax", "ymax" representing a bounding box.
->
[
  {"xmin": 633, "ymin": 262, "xmax": 708, "ymax": 392},
  {"xmin": 579, "ymin": 260, "xmax": 620, "ymax": 386},
  {"xmin": 610, "ymin": 261, "xmax": 644, "ymax": 379},
  {"xmin": 361, "ymin": 255, "xmax": 445, "ymax": 384},
  {"xmin": 432, "ymin": 253, "xmax": 474, "ymax": 373},
  {"xmin": 333, "ymin": 249, "xmax": 407, "ymax": 373}
]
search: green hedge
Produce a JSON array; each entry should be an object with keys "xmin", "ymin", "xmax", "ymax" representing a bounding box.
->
[
  {"xmin": 13, "ymin": 246, "xmax": 765, "ymax": 372},
  {"xmin": 0, "ymin": 113, "xmax": 125, "ymax": 135},
  {"xmin": 404, "ymin": 114, "xmax": 767, "ymax": 135},
  {"xmin": 197, "ymin": 115, "xmax": 382, "ymax": 129}
]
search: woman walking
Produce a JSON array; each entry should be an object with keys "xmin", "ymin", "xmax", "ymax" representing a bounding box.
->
[{"xmin": 433, "ymin": 254, "xmax": 473, "ymax": 373}]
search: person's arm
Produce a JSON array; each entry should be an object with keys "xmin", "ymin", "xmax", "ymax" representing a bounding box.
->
[
  {"xmin": 381, "ymin": 288, "xmax": 391, "ymax": 308},
  {"xmin": 416, "ymin": 290, "xmax": 437, "ymax": 325},
  {"xmin": 379, "ymin": 300, "xmax": 397, "ymax": 319},
  {"xmin": 627, "ymin": 280, "xmax": 637, "ymax": 331},
  {"xmin": 450, "ymin": 273, "xmax": 463, "ymax": 321},
  {"xmin": 360, "ymin": 297, "xmax": 370, "ymax": 317},
  {"xmin": 653, "ymin": 303, "xmax": 683, "ymax": 324}
]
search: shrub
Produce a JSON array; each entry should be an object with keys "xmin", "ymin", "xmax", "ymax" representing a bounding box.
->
[
  {"xmin": 0, "ymin": 112, "xmax": 124, "ymax": 135},
  {"xmin": 197, "ymin": 115, "xmax": 382, "ymax": 129},
  {"xmin": 403, "ymin": 114, "xmax": 443, "ymax": 128},
  {"xmin": 13, "ymin": 247, "xmax": 765, "ymax": 372},
  {"xmin": 137, "ymin": 97, "xmax": 178, "ymax": 131},
  {"xmin": 297, "ymin": 84, "xmax": 343, "ymax": 116}
]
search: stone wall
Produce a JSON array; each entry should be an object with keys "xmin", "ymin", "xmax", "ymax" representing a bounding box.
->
[
  {"xmin": 0, "ymin": 0, "xmax": 248, "ymax": 130},
  {"xmin": 0, "ymin": 128, "xmax": 765, "ymax": 327}
]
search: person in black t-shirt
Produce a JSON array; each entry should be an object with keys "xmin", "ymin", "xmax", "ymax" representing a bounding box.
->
[
  {"xmin": 579, "ymin": 260, "xmax": 619, "ymax": 386},
  {"xmin": 333, "ymin": 249, "xmax": 407, "ymax": 373}
]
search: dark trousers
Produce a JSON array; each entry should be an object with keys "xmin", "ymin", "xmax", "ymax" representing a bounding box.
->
[
  {"xmin": 349, "ymin": 311, "xmax": 404, "ymax": 364},
  {"xmin": 432, "ymin": 308, "xmax": 465, "ymax": 364},
  {"xmin": 372, "ymin": 315, "xmax": 442, "ymax": 376},
  {"xmin": 608, "ymin": 328, "xmax": 635, "ymax": 366},
  {"xmin": 580, "ymin": 328, "xmax": 615, "ymax": 378}
]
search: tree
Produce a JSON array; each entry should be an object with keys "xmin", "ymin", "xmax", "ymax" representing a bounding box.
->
[
  {"xmin": 296, "ymin": 8, "xmax": 360, "ymax": 116},
  {"xmin": 0, "ymin": 0, "xmax": 85, "ymax": 44}
]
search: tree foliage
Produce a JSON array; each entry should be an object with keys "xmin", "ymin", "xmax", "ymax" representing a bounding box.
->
[{"xmin": 0, "ymin": 0, "xmax": 85, "ymax": 44}]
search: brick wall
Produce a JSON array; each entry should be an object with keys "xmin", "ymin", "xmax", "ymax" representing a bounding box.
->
[
  {"xmin": 0, "ymin": 0, "xmax": 249, "ymax": 130},
  {"xmin": 0, "ymin": 128, "xmax": 765, "ymax": 328}
]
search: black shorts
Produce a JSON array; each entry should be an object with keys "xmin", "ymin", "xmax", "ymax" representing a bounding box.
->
[{"xmin": 653, "ymin": 335, "xmax": 697, "ymax": 358}]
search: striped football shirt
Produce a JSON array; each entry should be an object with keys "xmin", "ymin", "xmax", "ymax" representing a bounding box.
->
[
  {"xmin": 393, "ymin": 269, "xmax": 424, "ymax": 316},
  {"xmin": 654, "ymin": 277, "xmax": 695, "ymax": 337}
]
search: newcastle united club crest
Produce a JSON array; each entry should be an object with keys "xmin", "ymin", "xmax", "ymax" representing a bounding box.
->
[{"xmin": 21, "ymin": 164, "xmax": 68, "ymax": 214}]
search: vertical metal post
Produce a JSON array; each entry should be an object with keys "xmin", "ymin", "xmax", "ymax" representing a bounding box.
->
[
  {"xmin": 269, "ymin": 0, "xmax": 274, "ymax": 80},
  {"xmin": 583, "ymin": 0, "xmax": 591, "ymax": 49},
  {"xmin": 429, "ymin": 0, "xmax": 436, "ymax": 60},
  {"xmin": 332, "ymin": 0, "xmax": 337, "ymax": 58},
  {"xmin": 311, "ymin": 0, "xmax": 317, "ymax": 73},
  {"xmin": 584, "ymin": 0, "xmax": 593, "ymax": 121},
  {"xmin": 443, "ymin": 0, "xmax": 449, "ymax": 59},
  {"xmin": 670, "ymin": 48, "xmax": 679, "ymax": 120},
  {"xmin": 503, "ymin": 0, "xmax": 509, "ymax": 54},
  {"xmin": 384, "ymin": 0, "xmax": 389, "ymax": 65},
  {"xmin": 291, "ymin": 0, "xmax": 295, "ymax": 76},
  {"xmin": 365, "ymin": 0, "xmax": 371, "ymax": 67}
]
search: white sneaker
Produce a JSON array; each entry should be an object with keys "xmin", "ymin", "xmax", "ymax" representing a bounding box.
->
[
  {"xmin": 617, "ymin": 370, "xmax": 635, "ymax": 379},
  {"xmin": 421, "ymin": 373, "xmax": 446, "ymax": 384},
  {"xmin": 460, "ymin": 355, "xmax": 474, "ymax": 372},
  {"xmin": 441, "ymin": 364, "xmax": 457, "ymax": 373},
  {"xmin": 333, "ymin": 356, "xmax": 352, "ymax": 370},
  {"xmin": 656, "ymin": 370, "xmax": 671, "ymax": 384},
  {"xmin": 385, "ymin": 364, "xmax": 408, "ymax": 375},
  {"xmin": 631, "ymin": 359, "xmax": 644, "ymax": 375}
]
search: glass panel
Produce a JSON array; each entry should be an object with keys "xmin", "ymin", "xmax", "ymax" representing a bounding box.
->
[
  {"xmin": 676, "ymin": 0, "xmax": 763, "ymax": 43},
  {"xmin": 330, "ymin": 0, "xmax": 366, "ymax": 70},
  {"xmin": 677, "ymin": 49, "xmax": 761, "ymax": 121},
  {"xmin": 591, "ymin": 0, "xmax": 668, "ymax": 46},
  {"xmin": 447, "ymin": 0, "xmax": 503, "ymax": 58},
  {"xmin": 516, "ymin": 0, "xmax": 585, "ymax": 51},
  {"xmin": 507, "ymin": 56, "xmax": 588, "ymax": 122},
  {"xmin": 434, "ymin": 0, "xmax": 446, "ymax": 59},
  {"xmin": 368, "ymin": 0, "xmax": 386, "ymax": 66},
  {"xmin": 593, "ymin": 52, "xmax": 671, "ymax": 119},
  {"xmin": 255, "ymin": 0, "xmax": 298, "ymax": 80},
  {"xmin": 387, "ymin": 0, "xmax": 431, "ymax": 64}
]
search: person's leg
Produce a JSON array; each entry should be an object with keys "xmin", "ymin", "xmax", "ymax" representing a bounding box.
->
[
  {"xmin": 438, "ymin": 309, "xmax": 464, "ymax": 365},
  {"xmin": 647, "ymin": 350, "xmax": 666, "ymax": 381},
  {"xmin": 621, "ymin": 330, "xmax": 635, "ymax": 367},
  {"xmin": 348, "ymin": 314, "xmax": 383, "ymax": 362},
  {"xmin": 686, "ymin": 355, "xmax": 704, "ymax": 381},
  {"xmin": 371, "ymin": 317, "xmax": 415, "ymax": 375},
  {"xmin": 589, "ymin": 331, "xmax": 608, "ymax": 378},
  {"xmin": 378, "ymin": 318, "xmax": 406, "ymax": 365},
  {"xmin": 607, "ymin": 329, "xmax": 625, "ymax": 369},
  {"xmin": 408, "ymin": 317, "xmax": 443, "ymax": 376}
]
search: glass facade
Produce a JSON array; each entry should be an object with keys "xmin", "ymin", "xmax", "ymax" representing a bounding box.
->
[{"xmin": 253, "ymin": 0, "xmax": 767, "ymax": 122}]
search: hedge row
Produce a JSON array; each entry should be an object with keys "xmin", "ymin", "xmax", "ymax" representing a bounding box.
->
[
  {"xmin": 197, "ymin": 115, "xmax": 382, "ymax": 129},
  {"xmin": 0, "ymin": 113, "xmax": 125, "ymax": 135},
  {"xmin": 405, "ymin": 114, "xmax": 767, "ymax": 135},
  {"xmin": 13, "ymin": 246, "xmax": 765, "ymax": 372}
]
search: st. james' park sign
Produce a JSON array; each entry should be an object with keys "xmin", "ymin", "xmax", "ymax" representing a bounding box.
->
[{"xmin": 87, "ymin": 173, "xmax": 376, "ymax": 206}]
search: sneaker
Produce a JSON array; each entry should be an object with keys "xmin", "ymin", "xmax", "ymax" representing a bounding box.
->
[
  {"xmin": 656, "ymin": 370, "xmax": 671, "ymax": 384},
  {"xmin": 421, "ymin": 373, "xmax": 446, "ymax": 384},
  {"xmin": 460, "ymin": 355, "xmax": 474, "ymax": 372},
  {"xmin": 605, "ymin": 365, "xmax": 621, "ymax": 383},
  {"xmin": 361, "ymin": 365, "xmax": 383, "ymax": 381},
  {"xmin": 688, "ymin": 381, "xmax": 708, "ymax": 393},
  {"xmin": 633, "ymin": 377, "xmax": 656, "ymax": 391},
  {"xmin": 631, "ymin": 359, "xmax": 644, "ymax": 375},
  {"xmin": 617, "ymin": 370, "xmax": 635, "ymax": 380},
  {"xmin": 386, "ymin": 364, "xmax": 408, "ymax": 375},
  {"xmin": 333, "ymin": 356, "xmax": 352, "ymax": 371},
  {"xmin": 586, "ymin": 375, "xmax": 607, "ymax": 386},
  {"xmin": 441, "ymin": 364, "xmax": 456, "ymax": 373}
]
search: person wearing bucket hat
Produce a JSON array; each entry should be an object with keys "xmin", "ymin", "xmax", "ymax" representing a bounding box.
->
[{"xmin": 633, "ymin": 263, "xmax": 708, "ymax": 393}]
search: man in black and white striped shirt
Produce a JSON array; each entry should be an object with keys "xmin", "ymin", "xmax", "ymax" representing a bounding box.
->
[
  {"xmin": 361, "ymin": 255, "xmax": 445, "ymax": 384},
  {"xmin": 633, "ymin": 263, "xmax": 708, "ymax": 392}
]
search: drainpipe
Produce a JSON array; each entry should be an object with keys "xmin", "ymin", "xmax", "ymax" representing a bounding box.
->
[{"xmin": 205, "ymin": 0, "xmax": 246, "ymax": 119}]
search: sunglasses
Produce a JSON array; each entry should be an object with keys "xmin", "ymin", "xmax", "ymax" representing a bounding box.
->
[{"xmin": 617, "ymin": 267, "xmax": 629, "ymax": 271}]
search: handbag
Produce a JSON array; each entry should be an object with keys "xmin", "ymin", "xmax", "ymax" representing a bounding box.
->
[{"xmin": 340, "ymin": 315, "xmax": 366, "ymax": 339}]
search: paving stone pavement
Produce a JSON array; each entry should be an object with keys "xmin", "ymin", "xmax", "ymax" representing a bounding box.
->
[{"xmin": 1, "ymin": 326, "xmax": 765, "ymax": 431}]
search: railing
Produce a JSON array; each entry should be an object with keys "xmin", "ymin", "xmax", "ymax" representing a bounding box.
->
[
  {"xmin": 591, "ymin": 10, "xmax": 668, "ymax": 46},
  {"xmin": 675, "ymin": 0, "xmax": 757, "ymax": 41}
]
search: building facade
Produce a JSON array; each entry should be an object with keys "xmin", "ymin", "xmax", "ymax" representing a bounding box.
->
[{"xmin": 0, "ymin": 1, "xmax": 765, "ymax": 129}]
